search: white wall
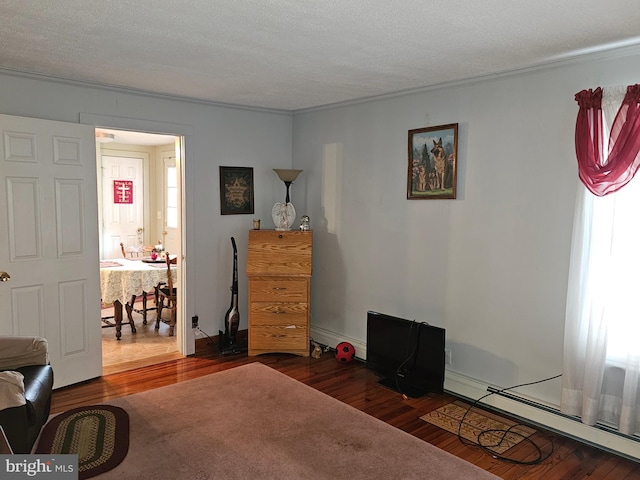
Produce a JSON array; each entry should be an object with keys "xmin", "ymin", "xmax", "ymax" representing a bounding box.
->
[
  {"xmin": 1, "ymin": 45, "xmax": 638, "ymax": 405},
  {"xmin": 293, "ymin": 46, "xmax": 640, "ymax": 408},
  {"xmin": 0, "ymin": 72, "xmax": 293, "ymax": 345},
  {"xmin": 2, "ymin": 45, "xmax": 639, "ymax": 456}
]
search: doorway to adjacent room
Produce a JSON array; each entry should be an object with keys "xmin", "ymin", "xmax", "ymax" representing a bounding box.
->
[{"xmin": 96, "ymin": 128, "xmax": 183, "ymax": 374}]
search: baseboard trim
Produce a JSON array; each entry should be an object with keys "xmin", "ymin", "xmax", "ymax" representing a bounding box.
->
[
  {"xmin": 445, "ymin": 370, "xmax": 640, "ymax": 462},
  {"xmin": 310, "ymin": 326, "xmax": 366, "ymax": 359},
  {"xmin": 194, "ymin": 329, "xmax": 248, "ymax": 355}
]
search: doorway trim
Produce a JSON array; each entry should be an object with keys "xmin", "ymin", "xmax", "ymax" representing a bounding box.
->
[{"xmin": 80, "ymin": 113, "xmax": 195, "ymax": 356}]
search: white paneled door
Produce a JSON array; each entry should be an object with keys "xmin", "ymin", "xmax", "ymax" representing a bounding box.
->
[
  {"xmin": 0, "ymin": 114, "xmax": 101, "ymax": 388},
  {"xmin": 101, "ymin": 155, "xmax": 144, "ymax": 260}
]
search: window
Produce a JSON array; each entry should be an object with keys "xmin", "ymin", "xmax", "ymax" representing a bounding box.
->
[
  {"xmin": 166, "ymin": 165, "xmax": 177, "ymax": 229},
  {"xmin": 581, "ymin": 175, "xmax": 640, "ymax": 366},
  {"xmin": 562, "ymin": 86, "xmax": 640, "ymax": 435}
]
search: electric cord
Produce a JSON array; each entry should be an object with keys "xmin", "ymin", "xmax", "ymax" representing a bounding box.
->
[
  {"xmin": 455, "ymin": 373, "xmax": 562, "ymax": 465},
  {"xmin": 194, "ymin": 326, "xmax": 215, "ymax": 345},
  {"xmin": 395, "ymin": 320, "xmax": 429, "ymax": 399}
]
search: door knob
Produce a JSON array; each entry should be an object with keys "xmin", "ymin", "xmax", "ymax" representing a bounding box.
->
[{"xmin": 0, "ymin": 272, "xmax": 10, "ymax": 282}]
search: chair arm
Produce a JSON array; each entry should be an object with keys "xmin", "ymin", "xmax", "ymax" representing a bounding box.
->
[{"xmin": 0, "ymin": 336, "xmax": 49, "ymax": 370}]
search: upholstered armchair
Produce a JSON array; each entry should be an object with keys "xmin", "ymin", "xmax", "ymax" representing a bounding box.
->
[{"xmin": 0, "ymin": 336, "xmax": 54, "ymax": 453}]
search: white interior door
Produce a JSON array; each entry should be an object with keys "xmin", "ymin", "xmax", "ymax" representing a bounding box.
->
[
  {"xmin": 0, "ymin": 114, "xmax": 101, "ymax": 388},
  {"xmin": 101, "ymin": 155, "xmax": 144, "ymax": 259}
]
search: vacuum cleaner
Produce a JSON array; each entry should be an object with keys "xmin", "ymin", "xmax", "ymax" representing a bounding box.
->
[{"xmin": 219, "ymin": 236, "xmax": 246, "ymax": 355}]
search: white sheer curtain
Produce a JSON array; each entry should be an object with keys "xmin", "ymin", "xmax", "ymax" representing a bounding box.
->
[{"xmin": 562, "ymin": 87, "xmax": 640, "ymax": 435}]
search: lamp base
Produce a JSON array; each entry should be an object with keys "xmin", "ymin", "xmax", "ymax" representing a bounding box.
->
[{"xmin": 272, "ymin": 202, "xmax": 296, "ymax": 230}]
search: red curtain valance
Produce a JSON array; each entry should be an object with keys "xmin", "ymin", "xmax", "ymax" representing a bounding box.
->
[{"xmin": 575, "ymin": 84, "xmax": 640, "ymax": 196}]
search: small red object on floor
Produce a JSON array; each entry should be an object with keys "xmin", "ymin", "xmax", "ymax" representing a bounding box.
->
[{"xmin": 335, "ymin": 342, "xmax": 355, "ymax": 363}]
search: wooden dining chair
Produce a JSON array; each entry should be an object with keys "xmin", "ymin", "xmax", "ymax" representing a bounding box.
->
[
  {"xmin": 119, "ymin": 242, "xmax": 157, "ymax": 325},
  {"xmin": 156, "ymin": 252, "xmax": 177, "ymax": 336}
]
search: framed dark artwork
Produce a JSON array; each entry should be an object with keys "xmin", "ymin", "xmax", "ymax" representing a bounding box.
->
[
  {"xmin": 219, "ymin": 166, "xmax": 254, "ymax": 215},
  {"xmin": 407, "ymin": 123, "xmax": 458, "ymax": 199}
]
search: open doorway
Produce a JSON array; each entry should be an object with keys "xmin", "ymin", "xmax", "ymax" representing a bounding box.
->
[{"xmin": 96, "ymin": 128, "xmax": 183, "ymax": 375}]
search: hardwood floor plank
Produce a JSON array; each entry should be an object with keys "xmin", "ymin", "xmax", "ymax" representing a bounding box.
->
[{"xmin": 50, "ymin": 349, "xmax": 640, "ymax": 480}]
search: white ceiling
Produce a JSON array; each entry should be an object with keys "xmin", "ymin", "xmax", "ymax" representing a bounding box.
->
[
  {"xmin": 96, "ymin": 128, "xmax": 177, "ymax": 146},
  {"xmin": 2, "ymin": 1, "xmax": 640, "ymax": 113}
]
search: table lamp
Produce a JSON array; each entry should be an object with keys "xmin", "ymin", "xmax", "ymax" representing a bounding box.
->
[{"xmin": 272, "ymin": 168, "xmax": 303, "ymax": 230}]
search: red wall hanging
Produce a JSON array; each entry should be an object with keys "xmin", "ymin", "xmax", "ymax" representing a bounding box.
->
[{"xmin": 113, "ymin": 180, "xmax": 133, "ymax": 204}]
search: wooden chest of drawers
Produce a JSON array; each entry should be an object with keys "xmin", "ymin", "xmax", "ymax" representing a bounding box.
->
[{"xmin": 247, "ymin": 230, "xmax": 312, "ymax": 356}]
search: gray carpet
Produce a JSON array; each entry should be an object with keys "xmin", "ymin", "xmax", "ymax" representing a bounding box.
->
[{"xmin": 97, "ymin": 362, "xmax": 499, "ymax": 479}]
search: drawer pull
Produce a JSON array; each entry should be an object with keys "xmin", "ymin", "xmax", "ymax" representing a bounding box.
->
[
  {"xmin": 285, "ymin": 325, "xmax": 297, "ymax": 329},
  {"xmin": 272, "ymin": 334, "xmax": 286, "ymax": 338},
  {"xmin": 272, "ymin": 287, "xmax": 287, "ymax": 290},
  {"xmin": 273, "ymin": 310, "xmax": 287, "ymax": 314}
]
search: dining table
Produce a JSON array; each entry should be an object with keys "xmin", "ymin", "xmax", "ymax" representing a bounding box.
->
[{"xmin": 100, "ymin": 257, "xmax": 177, "ymax": 340}]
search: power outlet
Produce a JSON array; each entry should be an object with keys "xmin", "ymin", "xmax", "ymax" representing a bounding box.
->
[
  {"xmin": 444, "ymin": 349, "xmax": 452, "ymax": 365},
  {"xmin": 191, "ymin": 315, "xmax": 198, "ymax": 328}
]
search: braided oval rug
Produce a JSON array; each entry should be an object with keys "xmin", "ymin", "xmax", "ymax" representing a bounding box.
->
[{"xmin": 35, "ymin": 405, "xmax": 129, "ymax": 479}]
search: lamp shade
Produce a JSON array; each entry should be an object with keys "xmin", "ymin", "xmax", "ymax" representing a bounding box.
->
[
  {"xmin": 273, "ymin": 169, "xmax": 303, "ymax": 183},
  {"xmin": 272, "ymin": 169, "xmax": 303, "ymax": 231}
]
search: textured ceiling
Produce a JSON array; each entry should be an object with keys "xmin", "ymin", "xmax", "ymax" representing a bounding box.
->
[{"xmin": 1, "ymin": 1, "xmax": 640, "ymax": 112}]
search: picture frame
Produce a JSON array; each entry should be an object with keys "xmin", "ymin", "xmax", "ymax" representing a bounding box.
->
[
  {"xmin": 219, "ymin": 166, "xmax": 254, "ymax": 215},
  {"xmin": 407, "ymin": 123, "xmax": 458, "ymax": 199}
]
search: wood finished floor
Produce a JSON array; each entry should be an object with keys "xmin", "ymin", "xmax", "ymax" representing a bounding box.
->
[
  {"xmin": 101, "ymin": 300, "xmax": 180, "ymax": 375},
  {"xmin": 52, "ymin": 344, "xmax": 640, "ymax": 480}
]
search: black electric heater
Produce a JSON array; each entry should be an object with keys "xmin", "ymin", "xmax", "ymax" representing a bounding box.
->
[{"xmin": 366, "ymin": 310, "xmax": 445, "ymax": 398}]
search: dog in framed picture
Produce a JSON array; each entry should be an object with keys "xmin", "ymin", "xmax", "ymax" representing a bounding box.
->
[
  {"xmin": 431, "ymin": 138, "xmax": 447, "ymax": 190},
  {"xmin": 417, "ymin": 165, "xmax": 428, "ymax": 191},
  {"xmin": 428, "ymin": 170, "xmax": 438, "ymax": 191}
]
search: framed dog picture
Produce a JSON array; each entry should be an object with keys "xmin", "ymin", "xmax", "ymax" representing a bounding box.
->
[
  {"xmin": 219, "ymin": 166, "xmax": 254, "ymax": 215},
  {"xmin": 407, "ymin": 123, "xmax": 458, "ymax": 199}
]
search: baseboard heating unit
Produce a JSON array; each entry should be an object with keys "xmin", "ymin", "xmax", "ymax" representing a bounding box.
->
[
  {"xmin": 484, "ymin": 386, "xmax": 640, "ymax": 458},
  {"xmin": 443, "ymin": 370, "xmax": 640, "ymax": 462}
]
